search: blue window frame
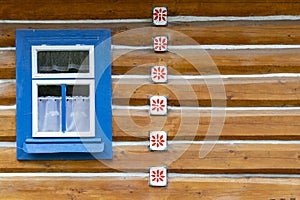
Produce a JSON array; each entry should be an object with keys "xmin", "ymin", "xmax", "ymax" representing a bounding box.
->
[{"xmin": 16, "ymin": 30, "xmax": 112, "ymax": 160}]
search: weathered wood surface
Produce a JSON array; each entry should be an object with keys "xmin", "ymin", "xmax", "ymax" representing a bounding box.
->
[
  {"xmin": 113, "ymin": 49, "xmax": 300, "ymax": 75},
  {"xmin": 0, "ymin": 176, "xmax": 299, "ymax": 199},
  {"xmin": 2, "ymin": 77, "xmax": 300, "ymax": 106},
  {"xmin": 1, "ymin": 21, "xmax": 300, "ymax": 47},
  {"xmin": 1, "ymin": 0, "xmax": 300, "ymax": 20},
  {"xmin": 0, "ymin": 109, "xmax": 14, "ymax": 141},
  {"xmin": 1, "ymin": 1, "xmax": 300, "ymax": 199},
  {"xmin": 2, "ymin": 108, "xmax": 300, "ymax": 141},
  {"xmin": 113, "ymin": 108, "xmax": 300, "ymax": 141},
  {"xmin": 1, "ymin": 143, "xmax": 300, "ymax": 173},
  {"xmin": 0, "ymin": 50, "xmax": 15, "ymax": 79},
  {"xmin": 2, "ymin": 48, "xmax": 300, "ymax": 79},
  {"xmin": 0, "ymin": 82, "xmax": 15, "ymax": 105},
  {"xmin": 113, "ymin": 77, "xmax": 300, "ymax": 107},
  {"xmin": 2, "ymin": 49, "xmax": 300, "ymax": 79}
]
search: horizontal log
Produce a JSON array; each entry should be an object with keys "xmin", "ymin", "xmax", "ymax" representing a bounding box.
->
[
  {"xmin": 113, "ymin": 108, "xmax": 300, "ymax": 141},
  {"xmin": 113, "ymin": 49, "xmax": 300, "ymax": 75},
  {"xmin": 2, "ymin": 143, "xmax": 300, "ymax": 173},
  {"xmin": 113, "ymin": 77, "xmax": 300, "ymax": 106},
  {"xmin": 0, "ymin": 176, "xmax": 299, "ymax": 199},
  {"xmin": 0, "ymin": 82, "xmax": 15, "ymax": 105},
  {"xmin": 2, "ymin": 76, "xmax": 300, "ymax": 106},
  {"xmin": 0, "ymin": 109, "xmax": 15, "ymax": 141},
  {"xmin": 3, "ymin": 107, "xmax": 300, "ymax": 142},
  {"xmin": 0, "ymin": 50, "xmax": 15, "ymax": 79},
  {"xmin": 4, "ymin": 76, "xmax": 300, "ymax": 106},
  {"xmin": 2, "ymin": 48, "xmax": 300, "ymax": 79},
  {"xmin": 2, "ymin": 21, "xmax": 300, "ymax": 47},
  {"xmin": 1, "ymin": 0, "xmax": 300, "ymax": 20}
]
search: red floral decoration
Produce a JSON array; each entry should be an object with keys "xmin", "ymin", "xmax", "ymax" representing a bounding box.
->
[
  {"xmin": 151, "ymin": 169, "xmax": 166, "ymax": 183},
  {"xmin": 151, "ymin": 98, "xmax": 165, "ymax": 112},
  {"xmin": 154, "ymin": 37, "xmax": 167, "ymax": 51},
  {"xmin": 153, "ymin": 8, "xmax": 167, "ymax": 22},
  {"xmin": 152, "ymin": 66, "xmax": 166, "ymax": 80},
  {"xmin": 151, "ymin": 133, "xmax": 166, "ymax": 148}
]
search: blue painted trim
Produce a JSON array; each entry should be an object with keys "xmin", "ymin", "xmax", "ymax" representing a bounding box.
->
[
  {"xmin": 94, "ymin": 34, "xmax": 112, "ymax": 160},
  {"xmin": 25, "ymin": 138, "xmax": 102, "ymax": 143},
  {"xmin": 16, "ymin": 30, "xmax": 112, "ymax": 160},
  {"xmin": 23, "ymin": 142, "xmax": 104, "ymax": 153},
  {"xmin": 32, "ymin": 78, "xmax": 95, "ymax": 81},
  {"xmin": 61, "ymin": 84, "xmax": 66, "ymax": 133}
]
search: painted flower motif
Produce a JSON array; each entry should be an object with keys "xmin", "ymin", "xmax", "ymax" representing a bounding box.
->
[
  {"xmin": 149, "ymin": 96, "xmax": 167, "ymax": 116},
  {"xmin": 151, "ymin": 169, "xmax": 166, "ymax": 183},
  {"xmin": 151, "ymin": 133, "xmax": 165, "ymax": 148},
  {"xmin": 153, "ymin": 36, "xmax": 167, "ymax": 51},
  {"xmin": 151, "ymin": 98, "xmax": 165, "ymax": 112},
  {"xmin": 152, "ymin": 66, "xmax": 166, "ymax": 81},
  {"xmin": 153, "ymin": 8, "xmax": 167, "ymax": 22}
]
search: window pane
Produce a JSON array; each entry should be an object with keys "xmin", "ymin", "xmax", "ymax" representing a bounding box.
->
[
  {"xmin": 38, "ymin": 85, "xmax": 61, "ymax": 132},
  {"xmin": 66, "ymin": 85, "xmax": 90, "ymax": 132},
  {"xmin": 37, "ymin": 51, "xmax": 89, "ymax": 73},
  {"xmin": 66, "ymin": 85, "xmax": 89, "ymax": 97},
  {"xmin": 38, "ymin": 85, "xmax": 61, "ymax": 96}
]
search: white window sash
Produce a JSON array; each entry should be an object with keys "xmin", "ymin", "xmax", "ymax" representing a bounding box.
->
[
  {"xmin": 32, "ymin": 45, "xmax": 94, "ymax": 79},
  {"xmin": 32, "ymin": 79, "xmax": 95, "ymax": 138}
]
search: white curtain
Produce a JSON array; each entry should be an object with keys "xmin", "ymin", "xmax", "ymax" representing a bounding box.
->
[
  {"xmin": 38, "ymin": 97, "xmax": 61, "ymax": 132},
  {"xmin": 66, "ymin": 97, "xmax": 90, "ymax": 132},
  {"xmin": 38, "ymin": 96, "xmax": 90, "ymax": 132},
  {"xmin": 38, "ymin": 51, "xmax": 89, "ymax": 73}
]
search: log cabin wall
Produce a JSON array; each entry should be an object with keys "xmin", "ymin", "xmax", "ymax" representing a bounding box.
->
[{"xmin": 1, "ymin": 0, "xmax": 300, "ymax": 199}]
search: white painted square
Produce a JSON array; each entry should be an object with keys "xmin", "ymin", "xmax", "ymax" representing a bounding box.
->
[
  {"xmin": 149, "ymin": 166, "xmax": 168, "ymax": 187},
  {"xmin": 151, "ymin": 65, "xmax": 168, "ymax": 83},
  {"xmin": 149, "ymin": 96, "xmax": 167, "ymax": 116},
  {"xmin": 153, "ymin": 7, "xmax": 168, "ymax": 26},
  {"xmin": 149, "ymin": 131, "xmax": 168, "ymax": 151},
  {"xmin": 153, "ymin": 36, "xmax": 168, "ymax": 52}
]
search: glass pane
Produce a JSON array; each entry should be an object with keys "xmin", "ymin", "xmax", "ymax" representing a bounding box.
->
[
  {"xmin": 66, "ymin": 85, "xmax": 90, "ymax": 132},
  {"xmin": 38, "ymin": 85, "xmax": 61, "ymax": 132},
  {"xmin": 37, "ymin": 51, "xmax": 89, "ymax": 73}
]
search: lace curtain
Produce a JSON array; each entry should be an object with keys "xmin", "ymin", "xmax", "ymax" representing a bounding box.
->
[
  {"xmin": 38, "ymin": 97, "xmax": 61, "ymax": 132},
  {"xmin": 37, "ymin": 51, "xmax": 89, "ymax": 73},
  {"xmin": 38, "ymin": 96, "xmax": 90, "ymax": 132}
]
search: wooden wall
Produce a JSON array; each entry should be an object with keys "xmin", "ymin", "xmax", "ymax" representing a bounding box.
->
[{"xmin": 1, "ymin": 0, "xmax": 300, "ymax": 199}]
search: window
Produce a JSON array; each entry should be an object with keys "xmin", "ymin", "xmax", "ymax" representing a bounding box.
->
[
  {"xmin": 32, "ymin": 80, "xmax": 95, "ymax": 137},
  {"xmin": 32, "ymin": 45, "xmax": 94, "ymax": 78},
  {"xmin": 16, "ymin": 30, "xmax": 112, "ymax": 160}
]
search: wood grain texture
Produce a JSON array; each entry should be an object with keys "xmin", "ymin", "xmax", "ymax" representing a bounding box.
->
[
  {"xmin": 2, "ymin": 108, "xmax": 300, "ymax": 141},
  {"xmin": 0, "ymin": 82, "xmax": 15, "ymax": 105},
  {"xmin": 0, "ymin": 109, "xmax": 15, "ymax": 141},
  {"xmin": 2, "ymin": 48, "xmax": 300, "ymax": 79},
  {"xmin": 0, "ymin": 176, "xmax": 299, "ymax": 199},
  {"xmin": 1, "ymin": 1, "xmax": 300, "ymax": 196},
  {"xmin": 1, "ymin": 21, "xmax": 300, "ymax": 47},
  {"xmin": 113, "ymin": 108, "xmax": 300, "ymax": 141},
  {"xmin": 113, "ymin": 49, "xmax": 300, "ymax": 75},
  {"xmin": 0, "ymin": 50, "xmax": 15, "ymax": 79},
  {"xmin": 1, "ymin": 0, "xmax": 300, "ymax": 20},
  {"xmin": 2, "ymin": 76, "xmax": 300, "ymax": 106},
  {"xmin": 113, "ymin": 77, "xmax": 300, "ymax": 106},
  {"xmin": 2, "ymin": 143, "xmax": 300, "ymax": 173}
]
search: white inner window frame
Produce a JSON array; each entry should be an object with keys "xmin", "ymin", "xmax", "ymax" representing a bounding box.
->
[
  {"xmin": 32, "ymin": 45, "xmax": 94, "ymax": 79},
  {"xmin": 32, "ymin": 79, "xmax": 95, "ymax": 138}
]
